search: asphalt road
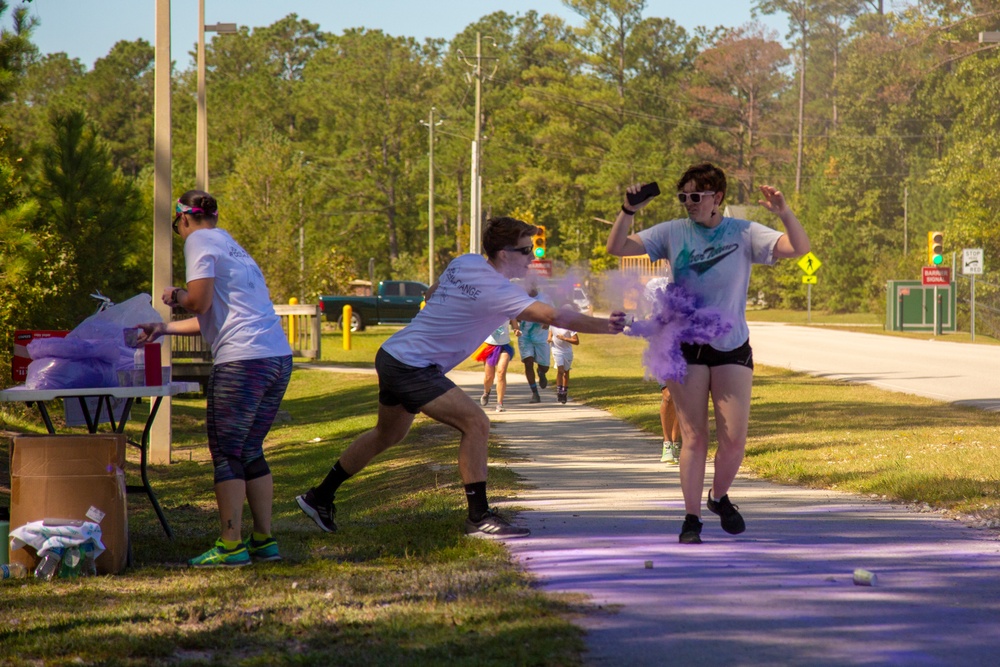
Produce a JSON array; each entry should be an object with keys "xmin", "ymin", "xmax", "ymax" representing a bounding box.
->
[{"xmin": 747, "ymin": 322, "xmax": 1000, "ymax": 410}]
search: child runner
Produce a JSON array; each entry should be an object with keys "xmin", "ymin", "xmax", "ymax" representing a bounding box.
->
[{"xmin": 548, "ymin": 318, "xmax": 579, "ymax": 404}]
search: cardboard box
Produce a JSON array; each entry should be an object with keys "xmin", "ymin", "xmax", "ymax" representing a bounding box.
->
[
  {"xmin": 9, "ymin": 434, "xmax": 129, "ymax": 575},
  {"xmin": 12, "ymin": 330, "xmax": 69, "ymax": 383}
]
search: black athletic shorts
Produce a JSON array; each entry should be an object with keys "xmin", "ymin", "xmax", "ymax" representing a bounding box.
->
[
  {"xmin": 680, "ymin": 338, "xmax": 754, "ymax": 370},
  {"xmin": 375, "ymin": 348, "xmax": 457, "ymax": 414}
]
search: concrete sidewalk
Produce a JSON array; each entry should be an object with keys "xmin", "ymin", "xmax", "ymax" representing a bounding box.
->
[{"xmin": 449, "ymin": 370, "xmax": 1000, "ymax": 667}]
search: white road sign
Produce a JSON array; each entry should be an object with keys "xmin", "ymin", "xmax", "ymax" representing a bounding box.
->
[{"xmin": 963, "ymin": 248, "xmax": 983, "ymax": 275}]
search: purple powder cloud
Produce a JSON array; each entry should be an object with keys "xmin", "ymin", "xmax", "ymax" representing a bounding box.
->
[{"xmin": 625, "ymin": 282, "xmax": 732, "ymax": 383}]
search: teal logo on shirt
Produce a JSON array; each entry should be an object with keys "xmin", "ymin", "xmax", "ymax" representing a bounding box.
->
[{"xmin": 678, "ymin": 243, "xmax": 739, "ymax": 276}]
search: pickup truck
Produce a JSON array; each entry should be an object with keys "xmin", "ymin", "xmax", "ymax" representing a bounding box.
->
[{"xmin": 319, "ymin": 280, "xmax": 428, "ymax": 331}]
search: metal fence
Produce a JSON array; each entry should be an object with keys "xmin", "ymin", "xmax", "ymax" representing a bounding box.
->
[
  {"xmin": 956, "ymin": 273, "xmax": 1000, "ymax": 340},
  {"xmin": 170, "ymin": 304, "xmax": 322, "ymax": 362}
]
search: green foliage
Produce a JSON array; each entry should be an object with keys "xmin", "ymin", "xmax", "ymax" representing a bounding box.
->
[
  {"xmin": 4, "ymin": 2, "xmax": 1000, "ymax": 344},
  {"xmin": 25, "ymin": 109, "xmax": 148, "ymax": 328},
  {"xmin": 219, "ymin": 123, "xmax": 309, "ymax": 303}
]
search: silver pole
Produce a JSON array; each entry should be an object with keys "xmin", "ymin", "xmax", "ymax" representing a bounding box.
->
[
  {"xmin": 196, "ymin": 0, "xmax": 207, "ymax": 190},
  {"xmin": 971, "ymin": 274, "xmax": 976, "ymax": 342},
  {"xmin": 427, "ymin": 107, "xmax": 436, "ymax": 283}
]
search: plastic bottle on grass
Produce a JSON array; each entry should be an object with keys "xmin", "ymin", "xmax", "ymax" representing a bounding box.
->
[
  {"xmin": 58, "ymin": 546, "xmax": 82, "ymax": 579},
  {"xmin": 35, "ymin": 549, "xmax": 63, "ymax": 581},
  {"xmin": 2, "ymin": 563, "xmax": 28, "ymax": 579}
]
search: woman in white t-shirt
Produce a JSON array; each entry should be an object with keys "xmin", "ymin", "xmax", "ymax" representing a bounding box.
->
[
  {"xmin": 607, "ymin": 162, "xmax": 810, "ymax": 545},
  {"xmin": 139, "ymin": 190, "xmax": 292, "ymax": 568}
]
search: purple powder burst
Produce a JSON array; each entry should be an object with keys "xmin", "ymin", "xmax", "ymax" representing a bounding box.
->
[{"xmin": 625, "ymin": 282, "xmax": 732, "ymax": 383}]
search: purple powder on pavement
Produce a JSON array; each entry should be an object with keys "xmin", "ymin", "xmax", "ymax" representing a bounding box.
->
[{"xmin": 626, "ymin": 282, "xmax": 732, "ymax": 382}]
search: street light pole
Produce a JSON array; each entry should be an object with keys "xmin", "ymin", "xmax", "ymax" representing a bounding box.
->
[
  {"xmin": 196, "ymin": 0, "xmax": 206, "ymax": 190},
  {"xmin": 196, "ymin": 0, "xmax": 237, "ymax": 191},
  {"xmin": 420, "ymin": 107, "xmax": 443, "ymax": 285}
]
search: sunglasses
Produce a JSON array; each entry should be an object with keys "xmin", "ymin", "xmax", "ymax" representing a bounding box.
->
[
  {"xmin": 504, "ymin": 245, "xmax": 533, "ymax": 256},
  {"xmin": 676, "ymin": 191, "xmax": 716, "ymax": 204}
]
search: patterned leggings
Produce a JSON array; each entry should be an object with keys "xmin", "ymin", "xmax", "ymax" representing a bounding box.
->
[{"xmin": 206, "ymin": 355, "xmax": 292, "ymax": 483}]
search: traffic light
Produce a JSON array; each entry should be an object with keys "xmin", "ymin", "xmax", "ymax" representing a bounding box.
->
[
  {"xmin": 927, "ymin": 230, "xmax": 944, "ymax": 266},
  {"xmin": 532, "ymin": 225, "xmax": 547, "ymax": 259}
]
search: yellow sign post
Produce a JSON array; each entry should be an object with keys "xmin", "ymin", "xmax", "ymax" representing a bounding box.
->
[{"xmin": 797, "ymin": 252, "xmax": 822, "ymax": 322}]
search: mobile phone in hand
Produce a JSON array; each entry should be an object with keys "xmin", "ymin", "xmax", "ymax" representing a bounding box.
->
[{"xmin": 626, "ymin": 181, "xmax": 660, "ymax": 207}]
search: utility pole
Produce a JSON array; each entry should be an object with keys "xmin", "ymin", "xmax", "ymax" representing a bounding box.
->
[
  {"xmin": 795, "ymin": 33, "xmax": 806, "ymax": 195},
  {"xmin": 903, "ymin": 185, "xmax": 908, "ymax": 257},
  {"xmin": 420, "ymin": 107, "xmax": 443, "ymax": 284},
  {"xmin": 472, "ymin": 33, "xmax": 483, "ymax": 254},
  {"xmin": 152, "ymin": 0, "xmax": 172, "ymax": 464},
  {"xmin": 458, "ymin": 32, "xmax": 497, "ymax": 255},
  {"xmin": 196, "ymin": 1, "xmax": 237, "ymax": 192}
]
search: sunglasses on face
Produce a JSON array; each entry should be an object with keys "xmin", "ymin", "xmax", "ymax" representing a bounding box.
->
[
  {"xmin": 676, "ymin": 191, "xmax": 716, "ymax": 204},
  {"xmin": 505, "ymin": 245, "xmax": 533, "ymax": 256}
]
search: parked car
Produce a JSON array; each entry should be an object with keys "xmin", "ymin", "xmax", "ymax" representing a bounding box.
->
[
  {"xmin": 319, "ymin": 280, "xmax": 428, "ymax": 331},
  {"xmin": 572, "ymin": 285, "xmax": 593, "ymax": 315}
]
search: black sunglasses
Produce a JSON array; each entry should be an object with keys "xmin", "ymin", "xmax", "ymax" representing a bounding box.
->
[{"xmin": 504, "ymin": 245, "xmax": 533, "ymax": 256}]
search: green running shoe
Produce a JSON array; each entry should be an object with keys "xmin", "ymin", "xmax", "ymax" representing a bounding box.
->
[
  {"xmin": 244, "ymin": 536, "xmax": 282, "ymax": 563},
  {"xmin": 188, "ymin": 538, "xmax": 251, "ymax": 568}
]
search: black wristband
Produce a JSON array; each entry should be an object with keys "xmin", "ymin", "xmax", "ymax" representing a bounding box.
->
[
  {"xmin": 171, "ymin": 288, "xmax": 182, "ymax": 305},
  {"xmin": 621, "ymin": 204, "xmax": 637, "ymax": 215}
]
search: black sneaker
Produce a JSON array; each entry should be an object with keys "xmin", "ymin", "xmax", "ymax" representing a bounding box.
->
[
  {"xmin": 679, "ymin": 514, "xmax": 703, "ymax": 544},
  {"xmin": 529, "ymin": 390, "xmax": 541, "ymax": 404},
  {"xmin": 296, "ymin": 489, "xmax": 337, "ymax": 533},
  {"xmin": 465, "ymin": 508, "xmax": 530, "ymax": 539},
  {"xmin": 707, "ymin": 490, "xmax": 746, "ymax": 535},
  {"xmin": 538, "ymin": 371, "xmax": 548, "ymax": 389}
]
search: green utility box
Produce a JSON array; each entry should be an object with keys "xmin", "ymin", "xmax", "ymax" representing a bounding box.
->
[{"xmin": 886, "ymin": 280, "xmax": 956, "ymax": 333}]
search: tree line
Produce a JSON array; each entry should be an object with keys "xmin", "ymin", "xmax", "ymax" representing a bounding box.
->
[{"xmin": 2, "ymin": 0, "xmax": 1000, "ymax": 378}]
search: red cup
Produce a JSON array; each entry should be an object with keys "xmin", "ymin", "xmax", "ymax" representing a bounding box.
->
[{"xmin": 144, "ymin": 343, "xmax": 162, "ymax": 386}]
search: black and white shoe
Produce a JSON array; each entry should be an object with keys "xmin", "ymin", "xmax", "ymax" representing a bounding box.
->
[
  {"xmin": 296, "ymin": 489, "xmax": 337, "ymax": 533},
  {"xmin": 464, "ymin": 509, "xmax": 530, "ymax": 539}
]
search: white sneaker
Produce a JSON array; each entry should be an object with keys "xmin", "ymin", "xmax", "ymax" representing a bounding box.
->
[
  {"xmin": 660, "ymin": 442, "xmax": 675, "ymax": 463},
  {"xmin": 495, "ymin": 403, "xmax": 506, "ymax": 413}
]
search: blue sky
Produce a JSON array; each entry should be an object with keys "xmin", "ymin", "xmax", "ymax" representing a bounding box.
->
[{"xmin": 25, "ymin": 1, "xmax": 792, "ymax": 71}]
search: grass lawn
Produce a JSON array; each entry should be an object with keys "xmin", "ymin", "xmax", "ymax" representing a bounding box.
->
[
  {"xmin": 0, "ymin": 366, "xmax": 584, "ymax": 666},
  {"xmin": 3, "ymin": 315, "xmax": 999, "ymax": 664}
]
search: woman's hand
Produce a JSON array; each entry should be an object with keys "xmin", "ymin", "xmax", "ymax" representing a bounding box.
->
[
  {"xmin": 623, "ymin": 183, "xmax": 655, "ymax": 213},
  {"xmin": 136, "ymin": 322, "xmax": 166, "ymax": 344},
  {"xmin": 758, "ymin": 185, "xmax": 789, "ymax": 216}
]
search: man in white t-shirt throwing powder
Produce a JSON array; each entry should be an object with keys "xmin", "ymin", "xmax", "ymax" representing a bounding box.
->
[{"xmin": 297, "ymin": 216, "xmax": 627, "ymax": 538}]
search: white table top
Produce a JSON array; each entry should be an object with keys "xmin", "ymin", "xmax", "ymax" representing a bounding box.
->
[{"xmin": 0, "ymin": 382, "xmax": 201, "ymax": 402}]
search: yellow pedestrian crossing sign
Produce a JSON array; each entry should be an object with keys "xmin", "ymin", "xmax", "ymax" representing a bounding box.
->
[
  {"xmin": 802, "ymin": 275, "xmax": 817, "ymax": 284},
  {"xmin": 798, "ymin": 252, "xmax": 821, "ymax": 276}
]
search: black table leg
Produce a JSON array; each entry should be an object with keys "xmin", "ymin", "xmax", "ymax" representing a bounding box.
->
[{"xmin": 124, "ymin": 395, "xmax": 174, "ymax": 539}]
